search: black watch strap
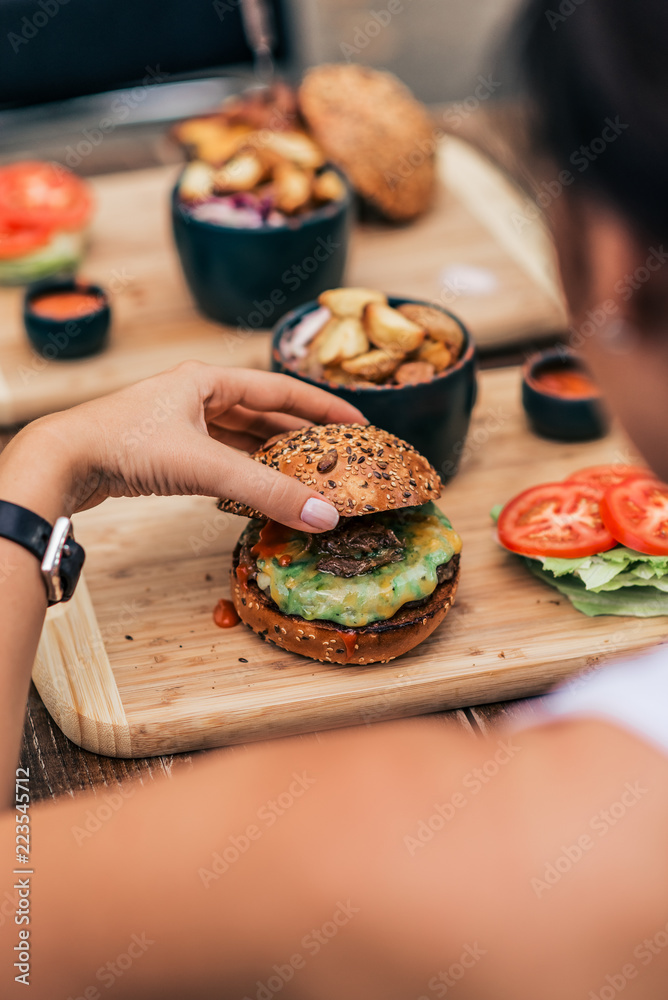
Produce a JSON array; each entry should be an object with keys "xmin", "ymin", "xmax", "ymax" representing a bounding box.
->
[{"xmin": 0, "ymin": 500, "xmax": 85, "ymax": 605}]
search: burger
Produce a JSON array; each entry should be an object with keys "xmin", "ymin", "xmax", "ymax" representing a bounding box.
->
[{"xmin": 218, "ymin": 423, "xmax": 461, "ymax": 664}]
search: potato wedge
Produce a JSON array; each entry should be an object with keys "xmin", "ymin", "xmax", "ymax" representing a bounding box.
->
[
  {"xmin": 174, "ymin": 119, "xmax": 253, "ymax": 165},
  {"xmin": 318, "ymin": 287, "xmax": 387, "ymax": 319},
  {"xmin": 315, "ymin": 317, "xmax": 369, "ymax": 365},
  {"xmin": 273, "ymin": 162, "xmax": 313, "ymax": 214},
  {"xmin": 341, "ymin": 349, "xmax": 401, "ymax": 382},
  {"xmin": 263, "ymin": 131, "xmax": 325, "ymax": 169},
  {"xmin": 179, "ymin": 161, "xmax": 214, "ymax": 202},
  {"xmin": 417, "ymin": 338, "xmax": 453, "ymax": 372},
  {"xmin": 394, "ymin": 361, "xmax": 436, "ymax": 385},
  {"xmin": 322, "ymin": 366, "xmax": 375, "ymax": 388},
  {"xmin": 363, "ymin": 302, "xmax": 425, "ymax": 353},
  {"xmin": 398, "ymin": 303, "xmax": 464, "ymax": 357},
  {"xmin": 213, "ymin": 152, "xmax": 265, "ymax": 193},
  {"xmin": 312, "ymin": 170, "xmax": 347, "ymax": 203}
]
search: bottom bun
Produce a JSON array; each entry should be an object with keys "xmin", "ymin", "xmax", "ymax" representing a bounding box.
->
[{"xmin": 230, "ymin": 546, "xmax": 460, "ymax": 665}]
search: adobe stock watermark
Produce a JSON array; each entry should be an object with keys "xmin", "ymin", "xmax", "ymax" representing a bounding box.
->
[
  {"xmin": 589, "ymin": 918, "xmax": 668, "ymax": 1000},
  {"xmin": 441, "ymin": 404, "xmax": 510, "ymax": 481},
  {"xmin": 198, "ymin": 771, "xmax": 316, "ymax": 887},
  {"xmin": 49, "ymin": 598, "xmax": 144, "ymax": 703},
  {"xmin": 234, "ymin": 234, "xmax": 342, "ymax": 334},
  {"xmin": 441, "ymin": 75, "xmax": 502, "ymax": 131},
  {"xmin": 340, "ymin": 0, "xmax": 407, "ymax": 61},
  {"xmin": 212, "ymin": 0, "xmax": 242, "ymax": 21},
  {"xmin": 545, "ymin": 0, "xmax": 586, "ymax": 32},
  {"xmin": 7, "ymin": 0, "xmax": 69, "ymax": 54},
  {"xmin": 243, "ymin": 900, "xmax": 359, "ymax": 1000},
  {"xmin": 512, "ymin": 116, "xmax": 629, "ymax": 234},
  {"xmin": 190, "ymin": 507, "xmax": 236, "ymax": 556},
  {"xmin": 531, "ymin": 780, "xmax": 649, "ymax": 898},
  {"xmin": 64, "ymin": 932, "xmax": 154, "ymax": 999},
  {"xmin": 114, "ymin": 393, "xmax": 179, "ymax": 457},
  {"xmin": 63, "ymin": 67, "xmax": 167, "ymax": 169},
  {"xmin": 404, "ymin": 739, "xmax": 522, "ymax": 856},
  {"xmin": 417, "ymin": 942, "xmax": 487, "ymax": 999},
  {"xmin": 384, "ymin": 75, "xmax": 501, "ymax": 192},
  {"xmin": 564, "ymin": 245, "xmax": 668, "ymax": 352},
  {"xmin": 70, "ymin": 785, "xmax": 136, "ymax": 846}
]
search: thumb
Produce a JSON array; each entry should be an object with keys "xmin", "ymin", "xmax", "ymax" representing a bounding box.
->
[{"xmin": 190, "ymin": 435, "xmax": 340, "ymax": 532}]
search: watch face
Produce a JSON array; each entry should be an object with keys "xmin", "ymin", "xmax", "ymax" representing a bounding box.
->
[
  {"xmin": 42, "ymin": 517, "xmax": 85, "ymax": 604},
  {"xmin": 59, "ymin": 539, "xmax": 86, "ymax": 603}
]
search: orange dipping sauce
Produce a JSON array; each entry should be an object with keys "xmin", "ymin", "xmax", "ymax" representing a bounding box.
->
[
  {"xmin": 213, "ymin": 598, "xmax": 240, "ymax": 628},
  {"xmin": 31, "ymin": 290, "xmax": 104, "ymax": 320},
  {"xmin": 532, "ymin": 364, "xmax": 598, "ymax": 399}
]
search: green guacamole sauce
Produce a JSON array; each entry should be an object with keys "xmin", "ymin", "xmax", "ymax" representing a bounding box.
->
[{"xmin": 248, "ymin": 501, "xmax": 460, "ymax": 628}]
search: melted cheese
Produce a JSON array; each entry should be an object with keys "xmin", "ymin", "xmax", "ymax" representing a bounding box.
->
[{"xmin": 251, "ymin": 502, "xmax": 461, "ymax": 628}]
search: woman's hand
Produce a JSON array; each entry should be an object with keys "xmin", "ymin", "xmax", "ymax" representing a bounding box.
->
[{"xmin": 0, "ymin": 360, "xmax": 366, "ymax": 531}]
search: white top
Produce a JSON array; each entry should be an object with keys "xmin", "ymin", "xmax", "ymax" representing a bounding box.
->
[{"xmin": 523, "ymin": 644, "xmax": 668, "ymax": 757}]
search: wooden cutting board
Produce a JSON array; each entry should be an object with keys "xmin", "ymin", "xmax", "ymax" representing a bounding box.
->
[
  {"xmin": 33, "ymin": 367, "xmax": 667, "ymax": 758},
  {"xmin": 0, "ymin": 138, "xmax": 566, "ymax": 426}
]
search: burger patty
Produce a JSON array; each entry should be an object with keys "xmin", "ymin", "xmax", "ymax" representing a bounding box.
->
[
  {"xmin": 309, "ymin": 516, "xmax": 405, "ymax": 577},
  {"xmin": 238, "ymin": 517, "xmax": 456, "ymax": 589}
]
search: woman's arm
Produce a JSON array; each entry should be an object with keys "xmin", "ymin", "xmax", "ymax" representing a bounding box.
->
[
  {"xmin": 0, "ymin": 427, "xmax": 83, "ymax": 807},
  {"xmin": 0, "ymin": 361, "xmax": 365, "ymax": 805}
]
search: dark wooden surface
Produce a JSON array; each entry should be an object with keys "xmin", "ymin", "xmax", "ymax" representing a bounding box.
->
[
  {"xmin": 6, "ymin": 103, "xmax": 553, "ymax": 800},
  {"xmin": 19, "ymin": 681, "xmax": 541, "ymax": 801}
]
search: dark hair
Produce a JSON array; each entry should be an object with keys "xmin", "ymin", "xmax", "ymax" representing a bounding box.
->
[{"xmin": 517, "ymin": 0, "xmax": 668, "ymax": 240}]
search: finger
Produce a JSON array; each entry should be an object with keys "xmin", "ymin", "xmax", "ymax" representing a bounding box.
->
[
  {"xmin": 185, "ymin": 432, "xmax": 340, "ymax": 532},
  {"xmin": 202, "ymin": 368, "xmax": 368, "ymax": 426},
  {"xmin": 206, "ymin": 426, "xmax": 263, "ymax": 453},
  {"xmin": 208, "ymin": 406, "xmax": 312, "ymax": 441}
]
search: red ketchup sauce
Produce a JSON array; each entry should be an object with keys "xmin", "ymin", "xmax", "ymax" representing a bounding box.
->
[
  {"xmin": 533, "ymin": 364, "xmax": 598, "ymax": 399},
  {"xmin": 251, "ymin": 520, "xmax": 294, "ymax": 561},
  {"xmin": 336, "ymin": 630, "xmax": 357, "ymax": 662},
  {"xmin": 213, "ymin": 598, "xmax": 240, "ymax": 628},
  {"xmin": 31, "ymin": 290, "xmax": 104, "ymax": 320}
]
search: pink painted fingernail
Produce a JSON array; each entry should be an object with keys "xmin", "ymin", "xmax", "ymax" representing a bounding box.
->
[{"xmin": 300, "ymin": 498, "xmax": 339, "ymax": 530}]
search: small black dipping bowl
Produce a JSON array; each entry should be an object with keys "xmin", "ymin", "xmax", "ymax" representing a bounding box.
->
[
  {"xmin": 272, "ymin": 297, "xmax": 478, "ymax": 483},
  {"xmin": 171, "ymin": 168, "xmax": 353, "ymax": 328},
  {"xmin": 522, "ymin": 347, "xmax": 609, "ymax": 441},
  {"xmin": 24, "ymin": 279, "xmax": 110, "ymax": 360}
]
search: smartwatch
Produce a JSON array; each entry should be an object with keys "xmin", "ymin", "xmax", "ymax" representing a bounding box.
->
[{"xmin": 0, "ymin": 500, "xmax": 85, "ymax": 605}]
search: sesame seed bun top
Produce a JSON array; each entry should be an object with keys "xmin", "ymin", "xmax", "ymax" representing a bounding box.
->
[{"xmin": 218, "ymin": 423, "xmax": 442, "ymax": 520}]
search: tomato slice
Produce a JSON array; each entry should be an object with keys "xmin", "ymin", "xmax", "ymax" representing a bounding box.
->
[
  {"xmin": 0, "ymin": 161, "xmax": 92, "ymax": 231},
  {"xmin": 601, "ymin": 477, "xmax": 668, "ymax": 555},
  {"xmin": 0, "ymin": 217, "xmax": 51, "ymax": 259},
  {"xmin": 566, "ymin": 464, "xmax": 653, "ymax": 490},
  {"xmin": 498, "ymin": 482, "xmax": 616, "ymax": 558}
]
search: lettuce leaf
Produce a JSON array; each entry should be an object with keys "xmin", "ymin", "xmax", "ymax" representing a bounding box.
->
[
  {"xmin": 491, "ymin": 504, "xmax": 668, "ymax": 616},
  {"xmin": 526, "ymin": 562, "xmax": 668, "ymax": 617}
]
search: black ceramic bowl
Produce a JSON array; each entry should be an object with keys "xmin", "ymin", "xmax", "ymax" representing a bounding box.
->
[
  {"xmin": 23, "ymin": 278, "xmax": 111, "ymax": 360},
  {"xmin": 522, "ymin": 348, "xmax": 609, "ymax": 441},
  {"xmin": 272, "ymin": 297, "xmax": 478, "ymax": 483},
  {"xmin": 171, "ymin": 169, "xmax": 353, "ymax": 328}
]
